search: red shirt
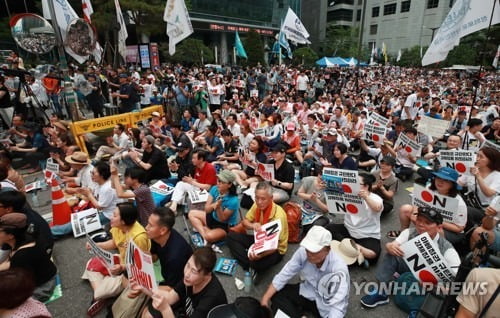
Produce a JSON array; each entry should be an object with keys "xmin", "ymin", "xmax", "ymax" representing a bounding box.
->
[{"xmin": 194, "ymin": 162, "xmax": 217, "ymax": 186}]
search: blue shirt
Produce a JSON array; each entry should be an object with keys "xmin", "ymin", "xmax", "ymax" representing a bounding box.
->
[
  {"xmin": 209, "ymin": 186, "xmax": 239, "ymax": 226},
  {"xmin": 206, "ymin": 136, "xmax": 224, "ymax": 156},
  {"xmin": 272, "ymin": 247, "xmax": 350, "ymax": 318},
  {"xmin": 180, "ymin": 117, "xmax": 195, "ymax": 132}
]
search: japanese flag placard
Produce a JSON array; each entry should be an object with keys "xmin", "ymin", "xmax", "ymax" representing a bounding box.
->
[
  {"xmin": 150, "ymin": 180, "xmax": 174, "ymax": 196},
  {"xmin": 71, "ymin": 208, "xmax": 103, "ymax": 238},
  {"xmin": 401, "ymin": 232, "xmax": 454, "ymax": 284},
  {"xmin": 439, "ymin": 150, "xmax": 476, "ymax": 175},
  {"xmin": 325, "ymin": 191, "xmax": 364, "ymax": 215},
  {"xmin": 363, "ymin": 112, "xmax": 389, "ymax": 143},
  {"xmin": 256, "ymin": 163, "xmax": 274, "ymax": 182},
  {"xmin": 126, "ymin": 240, "xmax": 157, "ymax": 293},
  {"xmin": 322, "ymin": 168, "xmax": 359, "ymax": 194},
  {"xmin": 412, "ymin": 184, "xmax": 462, "ymax": 224},
  {"xmin": 395, "ymin": 133, "xmax": 422, "ymax": 158},
  {"xmin": 239, "ymin": 147, "xmax": 257, "ymax": 169},
  {"xmin": 249, "ymin": 220, "xmax": 282, "ymax": 255},
  {"xmin": 86, "ymin": 234, "xmax": 120, "ymax": 271}
]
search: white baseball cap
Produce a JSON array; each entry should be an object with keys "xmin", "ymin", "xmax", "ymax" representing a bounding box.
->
[{"xmin": 300, "ymin": 226, "xmax": 332, "ymax": 253}]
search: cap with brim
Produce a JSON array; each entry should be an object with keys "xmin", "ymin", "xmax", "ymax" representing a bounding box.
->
[
  {"xmin": 330, "ymin": 238, "xmax": 364, "ymax": 265},
  {"xmin": 432, "ymin": 167, "xmax": 461, "ymax": 190},
  {"xmin": 208, "ymin": 297, "xmax": 268, "ymax": 318},
  {"xmin": 151, "ymin": 111, "xmax": 161, "ymax": 117},
  {"xmin": 286, "ymin": 122, "xmax": 296, "ymax": 131},
  {"xmin": 218, "ymin": 170, "xmax": 236, "ymax": 184},
  {"xmin": 176, "ymin": 141, "xmax": 190, "ymax": 151},
  {"xmin": 380, "ymin": 155, "xmax": 396, "ymax": 166},
  {"xmin": 0, "ymin": 213, "xmax": 27, "ymax": 229},
  {"xmin": 417, "ymin": 207, "xmax": 443, "ymax": 225},
  {"xmin": 327, "ymin": 128, "xmax": 337, "ymax": 136},
  {"xmin": 270, "ymin": 142, "xmax": 288, "ymax": 153},
  {"xmin": 65, "ymin": 151, "xmax": 91, "ymax": 165},
  {"xmin": 300, "ymin": 226, "xmax": 332, "ymax": 253}
]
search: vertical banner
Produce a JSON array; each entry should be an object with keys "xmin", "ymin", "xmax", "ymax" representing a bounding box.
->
[
  {"xmin": 139, "ymin": 44, "xmax": 151, "ymax": 69},
  {"xmin": 150, "ymin": 42, "xmax": 160, "ymax": 69},
  {"xmin": 126, "ymin": 45, "xmax": 139, "ymax": 64}
]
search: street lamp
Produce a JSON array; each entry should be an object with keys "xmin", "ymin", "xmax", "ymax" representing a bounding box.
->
[{"xmin": 429, "ymin": 27, "xmax": 439, "ymax": 41}]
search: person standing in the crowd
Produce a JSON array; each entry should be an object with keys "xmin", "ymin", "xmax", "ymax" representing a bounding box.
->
[{"xmin": 111, "ymin": 73, "xmax": 136, "ymax": 113}]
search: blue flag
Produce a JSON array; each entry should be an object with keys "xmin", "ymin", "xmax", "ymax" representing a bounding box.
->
[
  {"xmin": 279, "ymin": 31, "xmax": 292, "ymax": 58},
  {"xmin": 234, "ymin": 31, "xmax": 247, "ymax": 59}
]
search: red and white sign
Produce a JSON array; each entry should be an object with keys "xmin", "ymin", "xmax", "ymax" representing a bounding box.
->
[
  {"xmin": 395, "ymin": 133, "xmax": 422, "ymax": 157},
  {"xmin": 239, "ymin": 148, "xmax": 257, "ymax": 169},
  {"xmin": 150, "ymin": 180, "xmax": 174, "ymax": 196},
  {"xmin": 249, "ymin": 220, "xmax": 282, "ymax": 255},
  {"xmin": 401, "ymin": 232, "xmax": 454, "ymax": 284},
  {"xmin": 325, "ymin": 191, "xmax": 364, "ymax": 215},
  {"xmin": 439, "ymin": 150, "xmax": 476, "ymax": 175},
  {"xmin": 86, "ymin": 234, "xmax": 120, "ymax": 272},
  {"xmin": 256, "ymin": 163, "xmax": 274, "ymax": 182},
  {"xmin": 322, "ymin": 168, "xmax": 360, "ymax": 194},
  {"xmin": 126, "ymin": 240, "xmax": 157, "ymax": 293},
  {"xmin": 412, "ymin": 184, "xmax": 461, "ymax": 224},
  {"xmin": 363, "ymin": 112, "xmax": 389, "ymax": 143}
]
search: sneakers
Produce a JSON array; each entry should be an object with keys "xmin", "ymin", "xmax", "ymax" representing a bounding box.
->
[
  {"xmin": 408, "ymin": 310, "xmax": 419, "ymax": 318},
  {"xmin": 87, "ymin": 299, "xmax": 107, "ymax": 317},
  {"xmin": 360, "ymin": 289, "xmax": 389, "ymax": 308}
]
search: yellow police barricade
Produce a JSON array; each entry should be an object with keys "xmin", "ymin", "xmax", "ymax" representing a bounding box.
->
[{"xmin": 69, "ymin": 105, "xmax": 163, "ymax": 154}]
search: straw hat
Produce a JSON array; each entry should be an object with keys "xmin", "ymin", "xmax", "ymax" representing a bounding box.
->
[
  {"xmin": 65, "ymin": 152, "xmax": 91, "ymax": 165},
  {"xmin": 330, "ymin": 238, "xmax": 364, "ymax": 265}
]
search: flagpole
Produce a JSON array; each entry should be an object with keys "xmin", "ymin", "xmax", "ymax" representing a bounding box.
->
[
  {"xmin": 233, "ymin": 47, "xmax": 236, "ymax": 65},
  {"xmin": 46, "ymin": 0, "xmax": 81, "ymax": 121},
  {"xmin": 471, "ymin": 0, "xmax": 498, "ymax": 111}
]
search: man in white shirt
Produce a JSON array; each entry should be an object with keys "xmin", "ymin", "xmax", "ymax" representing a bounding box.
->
[
  {"xmin": 225, "ymin": 114, "xmax": 241, "ymax": 141},
  {"xmin": 94, "ymin": 123, "xmax": 130, "ymax": 161},
  {"xmin": 401, "ymin": 87, "xmax": 429, "ymax": 121},
  {"xmin": 261, "ymin": 226, "xmax": 350, "ymax": 318},
  {"xmin": 296, "ymin": 71, "xmax": 309, "ymax": 97}
]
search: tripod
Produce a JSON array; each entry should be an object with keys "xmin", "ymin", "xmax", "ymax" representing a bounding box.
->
[{"xmin": 20, "ymin": 80, "xmax": 50, "ymax": 125}]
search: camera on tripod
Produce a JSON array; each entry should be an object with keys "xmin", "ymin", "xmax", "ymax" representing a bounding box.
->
[{"xmin": 162, "ymin": 77, "xmax": 175, "ymax": 88}]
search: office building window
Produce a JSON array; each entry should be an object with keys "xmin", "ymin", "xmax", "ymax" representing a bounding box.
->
[
  {"xmin": 358, "ymin": 0, "xmax": 363, "ymax": 5},
  {"xmin": 327, "ymin": 9, "xmax": 354, "ymax": 22},
  {"xmin": 372, "ymin": 6, "xmax": 379, "ymax": 17},
  {"xmin": 384, "ymin": 3, "xmax": 397, "ymax": 15},
  {"xmin": 401, "ymin": 0, "xmax": 411, "ymax": 12},
  {"xmin": 427, "ymin": 0, "xmax": 439, "ymax": 8},
  {"xmin": 449, "ymin": 0, "xmax": 454, "ymax": 7},
  {"xmin": 357, "ymin": 9, "xmax": 362, "ymax": 21},
  {"xmin": 370, "ymin": 24, "xmax": 378, "ymax": 35},
  {"xmin": 334, "ymin": 0, "xmax": 354, "ymax": 4}
]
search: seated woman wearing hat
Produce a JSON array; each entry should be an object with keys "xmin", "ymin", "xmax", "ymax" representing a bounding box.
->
[
  {"xmin": 325, "ymin": 173, "xmax": 384, "ymax": 266},
  {"xmin": 389, "ymin": 167, "xmax": 468, "ymax": 249},
  {"xmin": 61, "ymin": 151, "xmax": 96, "ymax": 195},
  {"xmin": 282, "ymin": 121, "xmax": 304, "ymax": 164},
  {"xmin": 0, "ymin": 213, "xmax": 57, "ymax": 302},
  {"xmin": 188, "ymin": 170, "xmax": 240, "ymax": 244}
]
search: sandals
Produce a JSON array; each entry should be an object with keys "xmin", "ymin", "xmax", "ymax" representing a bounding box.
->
[{"xmin": 386, "ymin": 230, "xmax": 401, "ymax": 239}]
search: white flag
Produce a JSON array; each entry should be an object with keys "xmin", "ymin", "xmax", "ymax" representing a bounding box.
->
[
  {"xmin": 397, "ymin": 49, "xmax": 402, "ymax": 62},
  {"xmin": 422, "ymin": 0, "xmax": 500, "ymax": 66},
  {"xmin": 281, "ymin": 7, "xmax": 310, "ymax": 44},
  {"xmin": 493, "ymin": 44, "xmax": 500, "ymax": 68},
  {"xmin": 41, "ymin": 0, "xmax": 88, "ymax": 64},
  {"xmin": 114, "ymin": 0, "xmax": 129, "ymax": 61},
  {"xmin": 82, "ymin": 0, "xmax": 94, "ymax": 23},
  {"xmin": 164, "ymin": 0, "xmax": 193, "ymax": 56},
  {"xmin": 93, "ymin": 42, "xmax": 104, "ymax": 64}
]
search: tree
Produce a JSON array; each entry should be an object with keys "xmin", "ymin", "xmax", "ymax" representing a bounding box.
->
[
  {"xmin": 243, "ymin": 29, "xmax": 265, "ymax": 66},
  {"xmin": 323, "ymin": 25, "xmax": 359, "ymax": 57},
  {"xmin": 159, "ymin": 38, "xmax": 213, "ymax": 65},
  {"xmin": 292, "ymin": 47, "xmax": 318, "ymax": 67},
  {"xmin": 396, "ymin": 46, "xmax": 424, "ymax": 67}
]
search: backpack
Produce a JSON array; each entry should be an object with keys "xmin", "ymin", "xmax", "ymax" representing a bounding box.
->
[
  {"xmin": 282, "ymin": 201, "xmax": 301, "ymax": 243},
  {"xmin": 393, "ymin": 272, "xmax": 426, "ymax": 313},
  {"xmin": 299, "ymin": 159, "xmax": 322, "ymax": 178}
]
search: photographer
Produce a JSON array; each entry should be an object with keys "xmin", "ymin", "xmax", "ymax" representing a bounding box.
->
[{"xmin": 0, "ymin": 76, "xmax": 12, "ymax": 129}]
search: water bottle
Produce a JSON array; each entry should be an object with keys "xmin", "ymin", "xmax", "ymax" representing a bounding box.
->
[
  {"xmin": 31, "ymin": 190, "xmax": 39, "ymax": 207},
  {"xmin": 244, "ymin": 271, "xmax": 252, "ymax": 293}
]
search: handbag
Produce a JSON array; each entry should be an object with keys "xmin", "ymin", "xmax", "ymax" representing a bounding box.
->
[
  {"xmin": 460, "ymin": 181, "xmax": 487, "ymax": 210},
  {"xmin": 86, "ymin": 257, "xmax": 110, "ymax": 276}
]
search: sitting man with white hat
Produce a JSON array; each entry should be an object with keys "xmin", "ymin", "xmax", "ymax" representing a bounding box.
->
[{"xmin": 260, "ymin": 226, "xmax": 350, "ymax": 318}]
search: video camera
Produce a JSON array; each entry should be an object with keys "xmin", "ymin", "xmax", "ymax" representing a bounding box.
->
[{"xmin": 162, "ymin": 76, "xmax": 176, "ymax": 88}]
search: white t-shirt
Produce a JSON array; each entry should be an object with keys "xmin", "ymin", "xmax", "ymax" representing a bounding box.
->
[
  {"xmin": 113, "ymin": 132, "xmax": 130, "ymax": 149},
  {"xmin": 140, "ymin": 83, "xmax": 152, "ymax": 105},
  {"xmin": 296, "ymin": 75, "xmax": 309, "ymax": 91},
  {"xmin": 344, "ymin": 192, "xmax": 383, "ymax": 239},
  {"xmin": 240, "ymin": 133, "xmax": 254, "ymax": 150},
  {"xmin": 94, "ymin": 180, "xmax": 120, "ymax": 220},
  {"xmin": 402, "ymin": 93, "xmax": 421, "ymax": 120},
  {"xmin": 459, "ymin": 170, "xmax": 500, "ymax": 206}
]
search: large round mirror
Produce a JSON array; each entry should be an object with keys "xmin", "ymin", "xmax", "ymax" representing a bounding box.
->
[
  {"xmin": 64, "ymin": 18, "xmax": 96, "ymax": 57},
  {"xmin": 10, "ymin": 13, "xmax": 56, "ymax": 55}
]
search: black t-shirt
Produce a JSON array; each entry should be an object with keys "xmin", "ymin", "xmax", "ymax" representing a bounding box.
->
[
  {"xmin": 224, "ymin": 139, "xmax": 240, "ymax": 163},
  {"xmin": 274, "ymin": 160, "xmax": 295, "ymax": 195},
  {"xmin": 119, "ymin": 83, "xmax": 135, "ymax": 112},
  {"xmin": 0, "ymin": 85, "xmax": 10, "ymax": 108},
  {"xmin": 23, "ymin": 207, "xmax": 54, "ymax": 256},
  {"xmin": 174, "ymin": 153, "xmax": 195, "ymax": 180},
  {"xmin": 10, "ymin": 245, "xmax": 57, "ymax": 286},
  {"xmin": 151, "ymin": 229, "xmax": 192, "ymax": 287},
  {"xmin": 142, "ymin": 147, "xmax": 170, "ymax": 182},
  {"xmin": 173, "ymin": 275, "xmax": 227, "ymax": 318}
]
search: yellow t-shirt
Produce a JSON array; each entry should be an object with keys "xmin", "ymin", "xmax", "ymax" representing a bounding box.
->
[
  {"xmin": 110, "ymin": 222, "xmax": 151, "ymax": 264},
  {"xmin": 245, "ymin": 203, "xmax": 289, "ymax": 255}
]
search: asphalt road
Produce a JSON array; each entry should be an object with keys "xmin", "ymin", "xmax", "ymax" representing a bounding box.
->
[{"xmin": 24, "ymin": 169, "xmax": 414, "ymax": 318}]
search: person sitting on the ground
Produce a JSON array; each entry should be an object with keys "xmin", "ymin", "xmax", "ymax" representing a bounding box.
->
[
  {"xmin": 111, "ymin": 166, "xmax": 155, "ymax": 227},
  {"xmin": 371, "ymin": 156, "xmax": 399, "ymax": 215},
  {"xmin": 296, "ymin": 167, "xmax": 330, "ymax": 233},
  {"xmin": 323, "ymin": 143, "xmax": 358, "ymax": 170},
  {"xmin": 199, "ymin": 125, "xmax": 224, "ymax": 163},
  {"xmin": 82, "ymin": 203, "xmax": 150, "ymax": 317},
  {"xmin": 325, "ymin": 173, "xmax": 384, "ymax": 265},
  {"xmin": 358, "ymin": 139, "xmax": 394, "ymax": 172},
  {"xmin": 212, "ymin": 129, "xmax": 240, "ymax": 168},
  {"xmin": 469, "ymin": 197, "xmax": 500, "ymax": 252},
  {"xmin": 0, "ymin": 213, "xmax": 57, "ymax": 302},
  {"xmin": 282, "ymin": 121, "xmax": 303, "ymax": 163},
  {"xmin": 360, "ymin": 207, "xmax": 460, "ymax": 312},
  {"xmin": 167, "ymin": 140, "xmax": 195, "ymax": 184},
  {"xmin": 229, "ymin": 137, "xmax": 267, "ymax": 188},
  {"xmin": 416, "ymin": 134, "xmax": 462, "ymax": 183},
  {"xmin": 93, "ymin": 123, "xmax": 129, "ymax": 162},
  {"xmin": 188, "ymin": 170, "xmax": 240, "ymax": 244},
  {"xmin": 458, "ymin": 118, "xmax": 485, "ymax": 152},
  {"xmin": 8, "ymin": 123, "xmax": 49, "ymax": 174},
  {"xmin": 260, "ymin": 226, "xmax": 350, "ymax": 318},
  {"xmin": 0, "ymin": 152, "xmax": 25, "ymax": 191},
  {"xmin": 167, "ymin": 149, "xmax": 217, "ymax": 213},
  {"xmin": 0, "ymin": 268, "xmax": 52, "ymax": 318},
  {"xmin": 61, "ymin": 151, "xmax": 96, "ymax": 195},
  {"xmin": 128, "ymin": 135, "xmax": 170, "ymax": 184},
  {"xmin": 226, "ymin": 181, "xmax": 289, "ymax": 277},
  {"xmin": 456, "ymin": 267, "xmax": 500, "ymax": 318},
  {"xmin": 389, "ymin": 127, "xmax": 418, "ymax": 181},
  {"xmin": 135, "ymin": 246, "xmax": 227, "ymax": 318}
]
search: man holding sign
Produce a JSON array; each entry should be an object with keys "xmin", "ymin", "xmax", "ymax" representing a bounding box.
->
[{"xmin": 360, "ymin": 207, "xmax": 460, "ymax": 309}]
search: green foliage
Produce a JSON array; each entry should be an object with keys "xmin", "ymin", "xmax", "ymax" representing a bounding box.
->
[
  {"xmin": 243, "ymin": 30, "xmax": 265, "ymax": 66},
  {"xmin": 159, "ymin": 38, "xmax": 213, "ymax": 65},
  {"xmin": 396, "ymin": 46, "xmax": 424, "ymax": 67},
  {"xmin": 292, "ymin": 47, "xmax": 318, "ymax": 67},
  {"xmin": 323, "ymin": 25, "xmax": 359, "ymax": 58}
]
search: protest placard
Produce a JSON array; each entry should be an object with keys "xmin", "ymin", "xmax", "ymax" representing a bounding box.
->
[
  {"xmin": 325, "ymin": 191, "xmax": 364, "ymax": 215},
  {"xmin": 254, "ymin": 127, "xmax": 266, "ymax": 137},
  {"xmin": 480, "ymin": 140, "xmax": 500, "ymax": 153},
  {"xmin": 86, "ymin": 234, "xmax": 120, "ymax": 271},
  {"xmin": 150, "ymin": 180, "xmax": 175, "ymax": 196},
  {"xmin": 239, "ymin": 147, "xmax": 257, "ymax": 169},
  {"xmin": 417, "ymin": 116, "xmax": 449, "ymax": 138},
  {"xmin": 395, "ymin": 133, "xmax": 422, "ymax": 158},
  {"xmin": 249, "ymin": 220, "xmax": 282, "ymax": 255},
  {"xmin": 439, "ymin": 150, "xmax": 476, "ymax": 175},
  {"xmin": 412, "ymin": 184, "xmax": 462, "ymax": 224},
  {"xmin": 126, "ymin": 240, "xmax": 157, "ymax": 293},
  {"xmin": 401, "ymin": 232, "xmax": 454, "ymax": 284},
  {"xmin": 322, "ymin": 168, "xmax": 359, "ymax": 194},
  {"xmin": 363, "ymin": 112, "xmax": 389, "ymax": 143},
  {"xmin": 188, "ymin": 189, "xmax": 209, "ymax": 205},
  {"xmin": 256, "ymin": 163, "xmax": 275, "ymax": 182},
  {"xmin": 46, "ymin": 158, "xmax": 59, "ymax": 174},
  {"xmin": 71, "ymin": 208, "xmax": 103, "ymax": 238},
  {"xmin": 24, "ymin": 181, "xmax": 42, "ymax": 193}
]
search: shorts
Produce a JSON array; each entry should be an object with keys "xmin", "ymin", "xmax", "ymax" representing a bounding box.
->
[{"xmin": 206, "ymin": 212, "xmax": 229, "ymax": 232}]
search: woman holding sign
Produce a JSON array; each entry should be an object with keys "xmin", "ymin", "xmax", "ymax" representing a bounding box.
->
[{"xmin": 82, "ymin": 203, "xmax": 150, "ymax": 317}]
